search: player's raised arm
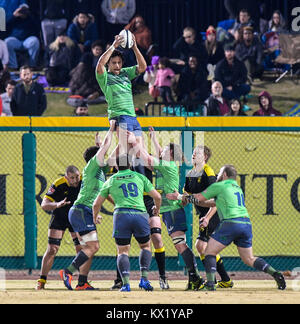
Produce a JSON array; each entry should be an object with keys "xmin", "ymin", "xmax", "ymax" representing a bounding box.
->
[
  {"xmin": 148, "ymin": 126, "xmax": 162, "ymax": 159},
  {"xmin": 96, "ymin": 35, "xmax": 124, "ymax": 75},
  {"xmin": 96, "ymin": 120, "xmax": 116, "ymax": 166},
  {"xmin": 147, "ymin": 189, "xmax": 162, "ymax": 216},
  {"xmin": 131, "ymin": 34, "xmax": 147, "ymax": 74},
  {"xmin": 92, "ymin": 195, "xmax": 106, "ymax": 225}
]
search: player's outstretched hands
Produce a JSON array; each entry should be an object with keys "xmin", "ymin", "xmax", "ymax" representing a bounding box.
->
[
  {"xmin": 166, "ymin": 192, "xmax": 179, "ymax": 201},
  {"xmin": 113, "ymin": 34, "xmax": 124, "ymax": 48},
  {"xmin": 199, "ymin": 217, "xmax": 209, "ymax": 229},
  {"xmin": 95, "ymin": 132, "xmax": 102, "ymax": 147},
  {"xmin": 94, "ymin": 214, "xmax": 103, "ymax": 225},
  {"xmin": 148, "ymin": 126, "xmax": 156, "ymax": 140},
  {"xmin": 152, "ymin": 205, "xmax": 160, "ymax": 217},
  {"xmin": 56, "ymin": 198, "xmax": 71, "ymax": 209},
  {"xmin": 109, "ymin": 119, "xmax": 116, "ymax": 131}
]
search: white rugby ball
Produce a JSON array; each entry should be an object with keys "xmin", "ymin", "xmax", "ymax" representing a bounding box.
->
[{"xmin": 119, "ymin": 29, "xmax": 134, "ymax": 49}]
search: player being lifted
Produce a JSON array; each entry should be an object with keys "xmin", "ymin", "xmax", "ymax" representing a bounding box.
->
[
  {"xmin": 175, "ymin": 165, "xmax": 286, "ymax": 291},
  {"xmin": 130, "ymin": 127, "xmax": 204, "ymax": 290},
  {"xmin": 93, "ymin": 154, "xmax": 162, "ymax": 292}
]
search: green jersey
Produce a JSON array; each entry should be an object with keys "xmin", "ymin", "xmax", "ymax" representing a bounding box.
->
[
  {"xmin": 74, "ymin": 156, "xmax": 108, "ymax": 209},
  {"xmin": 154, "ymin": 159, "xmax": 182, "ymax": 213},
  {"xmin": 96, "ymin": 66, "xmax": 138, "ymax": 119},
  {"xmin": 201, "ymin": 179, "xmax": 250, "ymax": 223},
  {"xmin": 100, "ymin": 169, "xmax": 154, "ymax": 212}
]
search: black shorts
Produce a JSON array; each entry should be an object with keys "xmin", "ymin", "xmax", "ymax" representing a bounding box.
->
[
  {"xmin": 197, "ymin": 212, "xmax": 220, "ymax": 243},
  {"xmin": 49, "ymin": 214, "xmax": 74, "ymax": 233},
  {"xmin": 144, "ymin": 195, "xmax": 155, "ymax": 217}
]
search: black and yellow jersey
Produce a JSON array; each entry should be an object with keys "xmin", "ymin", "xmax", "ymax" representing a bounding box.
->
[
  {"xmin": 44, "ymin": 176, "xmax": 82, "ymax": 218},
  {"xmin": 184, "ymin": 164, "xmax": 217, "ymax": 217}
]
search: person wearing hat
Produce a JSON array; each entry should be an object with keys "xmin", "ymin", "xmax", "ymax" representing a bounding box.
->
[
  {"xmin": 74, "ymin": 101, "xmax": 89, "ymax": 116},
  {"xmin": 44, "ymin": 30, "xmax": 81, "ymax": 86},
  {"xmin": 143, "ymin": 55, "xmax": 160, "ymax": 102},
  {"xmin": 214, "ymin": 43, "xmax": 251, "ymax": 101}
]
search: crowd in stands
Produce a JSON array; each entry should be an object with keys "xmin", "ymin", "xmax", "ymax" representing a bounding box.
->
[{"xmin": 0, "ymin": 0, "xmax": 298, "ymax": 117}]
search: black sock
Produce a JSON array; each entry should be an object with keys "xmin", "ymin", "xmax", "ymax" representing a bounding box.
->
[
  {"xmin": 253, "ymin": 257, "xmax": 276, "ymax": 276},
  {"xmin": 216, "ymin": 255, "xmax": 231, "ymax": 282},
  {"xmin": 116, "ymin": 256, "xmax": 122, "ymax": 281},
  {"xmin": 78, "ymin": 275, "xmax": 88, "ymax": 286},
  {"xmin": 204, "ymin": 255, "xmax": 217, "ymax": 285},
  {"xmin": 40, "ymin": 275, "xmax": 47, "ymax": 281},
  {"xmin": 181, "ymin": 247, "xmax": 199, "ymax": 281},
  {"xmin": 67, "ymin": 250, "xmax": 89, "ymax": 274},
  {"xmin": 154, "ymin": 249, "xmax": 166, "ymax": 279}
]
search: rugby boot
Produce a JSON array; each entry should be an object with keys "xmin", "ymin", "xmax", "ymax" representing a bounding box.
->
[
  {"xmin": 120, "ymin": 284, "xmax": 131, "ymax": 292},
  {"xmin": 35, "ymin": 279, "xmax": 46, "ymax": 290},
  {"xmin": 217, "ymin": 279, "xmax": 234, "ymax": 288},
  {"xmin": 59, "ymin": 269, "xmax": 73, "ymax": 291},
  {"xmin": 139, "ymin": 278, "xmax": 154, "ymax": 291},
  {"xmin": 185, "ymin": 276, "xmax": 204, "ymax": 291},
  {"xmin": 159, "ymin": 277, "xmax": 170, "ymax": 290},
  {"xmin": 110, "ymin": 279, "xmax": 123, "ymax": 291},
  {"xmin": 273, "ymin": 272, "xmax": 286, "ymax": 290},
  {"xmin": 75, "ymin": 282, "xmax": 99, "ymax": 291}
]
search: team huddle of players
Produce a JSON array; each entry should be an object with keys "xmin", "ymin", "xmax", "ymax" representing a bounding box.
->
[{"xmin": 36, "ymin": 33, "xmax": 286, "ymax": 292}]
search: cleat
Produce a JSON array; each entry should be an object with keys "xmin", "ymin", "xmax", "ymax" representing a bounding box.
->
[
  {"xmin": 120, "ymin": 284, "xmax": 131, "ymax": 292},
  {"xmin": 59, "ymin": 269, "xmax": 73, "ymax": 290},
  {"xmin": 36, "ymin": 279, "xmax": 46, "ymax": 290},
  {"xmin": 75, "ymin": 282, "xmax": 99, "ymax": 291},
  {"xmin": 111, "ymin": 279, "xmax": 123, "ymax": 291},
  {"xmin": 185, "ymin": 276, "xmax": 204, "ymax": 291},
  {"xmin": 273, "ymin": 272, "xmax": 286, "ymax": 290},
  {"xmin": 199, "ymin": 283, "xmax": 216, "ymax": 291},
  {"xmin": 159, "ymin": 277, "xmax": 170, "ymax": 290},
  {"xmin": 217, "ymin": 280, "xmax": 234, "ymax": 289},
  {"xmin": 139, "ymin": 278, "xmax": 154, "ymax": 291}
]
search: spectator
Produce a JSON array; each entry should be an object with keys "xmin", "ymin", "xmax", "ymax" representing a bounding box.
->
[
  {"xmin": 11, "ymin": 65, "xmax": 47, "ymax": 116},
  {"xmin": 253, "ymin": 91, "xmax": 282, "ymax": 116},
  {"xmin": 229, "ymin": 8, "xmax": 256, "ymax": 39},
  {"xmin": 172, "ymin": 27, "xmax": 208, "ymax": 68},
  {"xmin": 0, "ymin": 42, "xmax": 10, "ymax": 93},
  {"xmin": 74, "ymin": 102, "xmax": 89, "ymax": 116},
  {"xmin": 0, "ymin": 0, "xmax": 27, "ymax": 29},
  {"xmin": 225, "ymin": 98, "xmax": 247, "ymax": 116},
  {"xmin": 67, "ymin": 11, "xmax": 98, "ymax": 54},
  {"xmin": 205, "ymin": 26, "xmax": 224, "ymax": 66},
  {"xmin": 177, "ymin": 55, "xmax": 209, "ymax": 104},
  {"xmin": 214, "ymin": 44, "xmax": 251, "ymax": 100},
  {"xmin": 40, "ymin": 0, "xmax": 68, "ymax": 47},
  {"xmin": 69, "ymin": 45, "xmax": 103, "ymax": 100},
  {"xmin": 125, "ymin": 15, "xmax": 152, "ymax": 60},
  {"xmin": 5, "ymin": 3, "xmax": 40, "ymax": 69},
  {"xmin": 267, "ymin": 10, "xmax": 287, "ymax": 33},
  {"xmin": 154, "ymin": 57, "xmax": 175, "ymax": 104},
  {"xmin": 143, "ymin": 55, "xmax": 160, "ymax": 101},
  {"xmin": 101, "ymin": 0, "xmax": 136, "ymax": 43},
  {"xmin": 66, "ymin": 0, "xmax": 96, "ymax": 23},
  {"xmin": 205, "ymin": 81, "xmax": 230, "ymax": 116},
  {"xmin": 44, "ymin": 31, "xmax": 81, "ymax": 86},
  {"xmin": 0, "ymin": 80, "xmax": 17, "ymax": 116},
  {"xmin": 235, "ymin": 26, "xmax": 264, "ymax": 82}
]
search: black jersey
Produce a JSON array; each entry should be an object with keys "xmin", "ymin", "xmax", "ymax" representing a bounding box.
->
[{"xmin": 184, "ymin": 164, "xmax": 217, "ymax": 217}]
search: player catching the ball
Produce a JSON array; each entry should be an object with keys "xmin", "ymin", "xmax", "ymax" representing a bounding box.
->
[{"xmin": 96, "ymin": 31, "xmax": 147, "ymax": 154}]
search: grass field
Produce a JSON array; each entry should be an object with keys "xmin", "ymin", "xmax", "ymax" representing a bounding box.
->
[
  {"xmin": 0, "ymin": 280, "xmax": 299, "ymax": 304},
  {"xmin": 43, "ymin": 75, "xmax": 300, "ymax": 117}
]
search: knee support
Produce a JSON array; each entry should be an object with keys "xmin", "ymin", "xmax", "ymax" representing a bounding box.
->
[
  {"xmin": 172, "ymin": 235, "xmax": 186, "ymax": 246},
  {"xmin": 48, "ymin": 237, "xmax": 62, "ymax": 246},
  {"xmin": 151, "ymin": 227, "xmax": 162, "ymax": 235}
]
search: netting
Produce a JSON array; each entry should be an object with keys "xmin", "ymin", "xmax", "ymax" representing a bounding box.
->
[{"xmin": 0, "ymin": 128, "xmax": 299, "ymax": 273}]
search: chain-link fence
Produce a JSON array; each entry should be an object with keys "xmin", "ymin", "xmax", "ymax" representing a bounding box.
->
[{"xmin": 1, "ymin": 120, "xmax": 300, "ymax": 274}]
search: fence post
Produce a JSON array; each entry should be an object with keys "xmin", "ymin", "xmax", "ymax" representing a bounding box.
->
[
  {"xmin": 22, "ymin": 132, "xmax": 38, "ymax": 270},
  {"xmin": 178, "ymin": 130, "xmax": 194, "ymax": 270}
]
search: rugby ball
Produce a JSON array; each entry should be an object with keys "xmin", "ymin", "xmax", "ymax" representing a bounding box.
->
[{"xmin": 119, "ymin": 29, "xmax": 134, "ymax": 49}]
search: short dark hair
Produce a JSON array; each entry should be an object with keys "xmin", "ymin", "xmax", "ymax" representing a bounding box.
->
[
  {"xmin": 83, "ymin": 146, "xmax": 99, "ymax": 163},
  {"xmin": 92, "ymin": 40, "xmax": 105, "ymax": 49},
  {"xmin": 116, "ymin": 154, "xmax": 130, "ymax": 170},
  {"xmin": 66, "ymin": 165, "xmax": 79, "ymax": 174},
  {"xmin": 108, "ymin": 50, "xmax": 124, "ymax": 64},
  {"xmin": 223, "ymin": 165, "xmax": 237, "ymax": 179},
  {"xmin": 5, "ymin": 80, "xmax": 17, "ymax": 88},
  {"xmin": 19, "ymin": 65, "xmax": 32, "ymax": 73}
]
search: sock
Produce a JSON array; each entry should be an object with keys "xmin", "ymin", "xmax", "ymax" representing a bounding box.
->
[
  {"xmin": 40, "ymin": 275, "xmax": 47, "ymax": 281},
  {"xmin": 216, "ymin": 254, "xmax": 231, "ymax": 282},
  {"xmin": 154, "ymin": 247, "xmax": 166, "ymax": 279},
  {"xmin": 66, "ymin": 251, "xmax": 89, "ymax": 275},
  {"xmin": 116, "ymin": 256, "xmax": 122, "ymax": 281},
  {"xmin": 117, "ymin": 254, "xmax": 130, "ymax": 285},
  {"xmin": 181, "ymin": 247, "xmax": 199, "ymax": 281},
  {"xmin": 139, "ymin": 249, "xmax": 152, "ymax": 279},
  {"xmin": 253, "ymin": 257, "xmax": 277, "ymax": 276},
  {"xmin": 204, "ymin": 255, "xmax": 217, "ymax": 286},
  {"xmin": 78, "ymin": 275, "xmax": 88, "ymax": 286}
]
